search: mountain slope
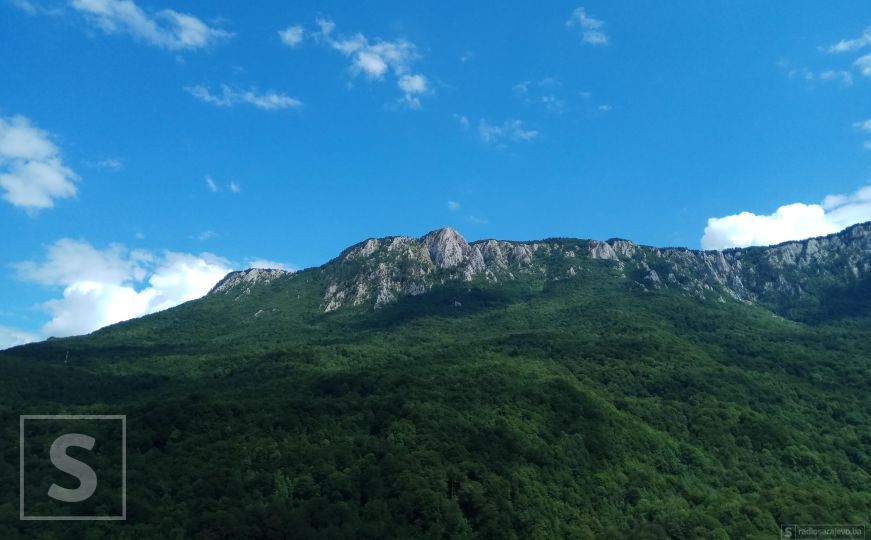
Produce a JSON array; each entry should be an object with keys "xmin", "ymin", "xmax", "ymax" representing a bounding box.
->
[{"xmin": 1, "ymin": 225, "xmax": 869, "ymax": 539}]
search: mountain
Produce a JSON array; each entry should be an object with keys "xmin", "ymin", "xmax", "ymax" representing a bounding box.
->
[
  {"xmin": 1, "ymin": 225, "xmax": 869, "ymax": 539},
  {"xmin": 216, "ymin": 222, "xmax": 871, "ymax": 319}
]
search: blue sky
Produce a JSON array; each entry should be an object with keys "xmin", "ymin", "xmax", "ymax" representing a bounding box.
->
[{"xmin": 1, "ymin": 0, "xmax": 871, "ymax": 346}]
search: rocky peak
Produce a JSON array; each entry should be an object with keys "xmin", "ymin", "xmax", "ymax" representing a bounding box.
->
[
  {"xmin": 423, "ymin": 227, "xmax": 475, "ymax": 269},
  {"xmin": 210, "ymin": 268, "xmax": 292, "ymax": 296}
]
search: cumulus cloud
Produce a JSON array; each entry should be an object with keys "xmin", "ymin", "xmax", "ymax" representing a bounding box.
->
[
  {"xmin": 0, "ymin": 114, "xmax": 78, "ymax": 211},
  {"xmin": 278, "ymin": 24, "xmax": 304, "ymax": 46},
  {"xmin": 186, "ymin": 84, "xmax": 302, "ymax": 110},
  {"xmin": 313, "ymin": 18, "xmax": 430, "ymax": 107},
  {"xmin": 397, "ymin": 74, "xmax": 428, "ymax": 108},
  {"xmin": 15, "ymin": 239, "xmax": 233, "ymax": 337},
  {"xmin": 566, "ymin": 7, "xmax": 608, "ymax": 46},
  {"xmin": 0, "ymin": 325, "xmax": 40, "ymax": 350},
  {"xmin": 701, "ymin": 185, "xmax": 871, "ymax": 250},
  {"xmin": 826, "ymin": 26, "xmax": 871, "ymax": 53},
  {"xmin": 70, "ymin": 0, "xmax": 232, "ymax": 50}
]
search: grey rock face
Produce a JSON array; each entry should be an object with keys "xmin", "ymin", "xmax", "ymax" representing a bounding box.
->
[
  {"xmin": 210, "ymin": 268, "xmax": 292, "ymax": 296},
  {"xmin": 213, "ymin": 222, "xmax": 871, "ymax": 314}
]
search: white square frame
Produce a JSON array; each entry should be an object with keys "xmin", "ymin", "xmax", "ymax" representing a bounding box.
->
[{"xmin": 20, "ymin": 414, "xmax": 126, "ymax": 521}]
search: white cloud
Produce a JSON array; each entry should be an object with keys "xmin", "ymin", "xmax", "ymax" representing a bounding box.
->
[
  {"xmin": 246, "ymin": 258, "xmax": 296, "ymax": 271},
  {"xmin": 10, "ymin": 0, "xmax": 61, "ymax": 16},
  {"xmin": 314, "ymin": 18, "xmax": 430, "ymax": 106},
  {"xmin": 278, "ymin": 24, "xmax": 304, "ymax": 46},
  {"xmin": 566, "ymin": 7, "xmax": 608, "ymax": 46},
  {"xmin": 818, "ymin": 70, "xmax": 854, "ymax": 85},
  {"xmin": 398, "ymin": 74, "xmax": 427, "ymax": 93},
  {"xmin": 778, "ymin": 59, "xmax": 855, "ymax": 85},
  {"xmin": 188, "ymin": 230, "xmax": 217, "ymax": 241},
  {"xmin": 397, "ymin": 74, "xmax": 428, "ymax": 108},
  {"xmin": 864, "ymin": 141, "xmax": 871, "ymax": 151},
  {"xmin": 701, "ymin": 185, "xmax": 871, "ymax": 250},
  {"xmin": 186, "ymin": 84, "xmax": 302, "ymax": 110},
  {"xmin": 514, "ymin": 77, "xmax": 566, "ymax": 113},
  {"xmin": 826, "ymin": 26, "xmax": 871, "ymax": 53},
  {"xmin": 205, "ymin": 175, "xmax": 218, "ymax": 192},
  {"xmin": 0, "ymin": 114, "xmax": 78, "ymax": 211},
  {"xmin": 228, "ymin": 181, "xmax": 241, "ymax": 193},
  {"xmin": 70, "ymin": 0, "xmax": 232, "ymax": 50},
  {"xmin": 478, "ymin": 119, "xmax": 540, "ymax": 145},
  {"xmin": 447, "ymin": 200, "xmax": 460, "ymax": 211},
  {"xmin": 94, "ymin": 158, "xmax": 123, "ymax": 171},
  {"xmin": 0, "ymin": 325, "xmax": 40, "ymax": 350},
  {"xmin": 598, "ymin": 104, "xmax": 612, "ymax": 112},
  {"xmin": 541, "ymin": 95, "xmax": 565, "ymax": 113},
  {"xmin": 856, "ymin": 54, "xmax": 871, "ymax": 76},
  {"xmin": 15, "ymin": 239, "xmax": 233, "ymax": 337},
  {"xmin": 453, "ymin": 114, "xmax": 470, "ymax": 129},
  {"xmin": 855, "ymin": 119, "xmax": 871, "ymax": 132}
]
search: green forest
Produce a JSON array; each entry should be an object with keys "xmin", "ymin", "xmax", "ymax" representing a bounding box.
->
[{"xmin": 1, "ymin": 254, "xmax": 869, "ymax": 539}]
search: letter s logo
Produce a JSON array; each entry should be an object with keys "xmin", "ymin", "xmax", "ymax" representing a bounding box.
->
[{"xmin": 47, "ymin": 433, "xmax": 98, "ymax": 503}]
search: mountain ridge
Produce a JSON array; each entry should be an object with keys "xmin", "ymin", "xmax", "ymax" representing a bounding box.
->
[{"xmin": 210, "ymin": 222, "xmax": 871, "ymax": 320}]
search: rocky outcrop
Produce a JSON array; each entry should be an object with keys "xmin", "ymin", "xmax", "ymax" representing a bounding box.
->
[
  {"xmin": 210, "ymin": 268, "xmax": 292, "ymax": 296},
  {"xmin": 212, "ymin": 223, "xmax": 871, "ymax": 314}
]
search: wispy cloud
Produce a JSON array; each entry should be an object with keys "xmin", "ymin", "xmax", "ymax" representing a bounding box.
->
[
  {"xmin": 188, "ymin": 230, "xmax": 218, "ymax": 241},
  {"xmin": 278, "ymin": 24, "xmax": 304, "ymax": 46},
  {"xmin": 455, "ymin": 114, "xmax": 540, "ymax": 146},
  {"xmin": 853, "ymin": 119, "xmax": 871, "ymax": 150},
  {"xmin": 313, "ymin": 18, "xmax": 430, "ymax": 107},
  {"xmin": 205, "ymin": 175, "xmax": 218, "ymax": 192},
  {"xmin": 856, "ymin": 54, "xmax": 871, "ymax": 77},
  {"xmin": 87, "ymin": 158, "xmax": 123, "ymax": 171},
  {"xmin": 818, "ymin": 70, "xmax": 854, "ymax": 85},
  {"xmin": 825, "ymin": 26, "xmax": 871, "ymax": 54},
  {"xmin": 777, "ymin": 59, "xmax": 854, "ymax": 86},
  {"xmin": 447, "ymin": 200, "xmax": 461, "ymax": 211},
  {"xmin": 701, "ymin": 184, "xmax": 871, "ymax": 249},
  {"xmin": 477, "ymin": 119, "xmax": 540, "ymax": 145},
  {"xmin": 0, "ymin": 114, "xmax": 78, "ymax": 212},
  {"xmin": 186, "ymin": 84, "xmax": 302, "ymax": 110},
  {"xmin": 10, "ymin": 0, "xmax": 62, "ymax": 16},
  {"xmin": 70, "ymin": 0, "xmax": 232, "ymax": 51},
  {"xmin": 514, "ymin": 77, "xmax": 567, "ymax": 113},
  {"xmin": 566, "ymin": 7, "xmax": 608, "ymax": 46},
  {"xmin": 205, "ymin": 175, "xmax": 240, "ymax": 193}
]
